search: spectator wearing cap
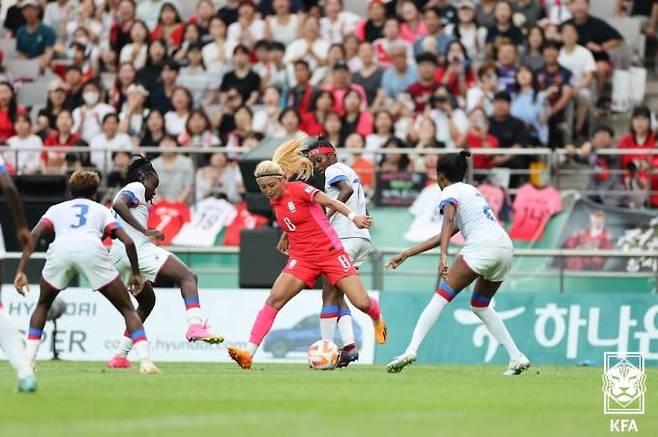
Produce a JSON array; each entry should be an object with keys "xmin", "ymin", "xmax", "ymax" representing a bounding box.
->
[
  {"xmin": 110, "ymin": 0, "xmax": 137, "ymax": 54},
  {"xmin": 119, "ymin": 84, "xmax": 150, "ymax": 144},
  {"xmin": 446, "ymin": 1, "xmax": 486, "ymax": 62},
  {"xmin": 564, "ymin": 0, "xmax": 623, "ymax": 102},
  {"xmin": 496, "ymin": 41, "xmax": 519, "ymax": 94},
  {"xmin": 89, "ymin": 112, "xmax": 133, "ymax": 173},
  {"xmin": 488, "ymin": 90, "xmax": 528, "ymax": 187},
  {"xmin": 374, "ymin": 17, "xmax": 414, "ymax": 67},
  {"xmin": 177, "ymin": 42, "xmax": 220, "ymax": 108},
  {"xmin": 149, "ymin": 2, "xmax": 184, "ymax": 50},
  {"xmin": 73, "ymin": 81, "xmax": 116, "ymax": 143},
  {"xmin": 414, "ymin": 6, "xmax": 454, "ymax": 57},
  {"xmin": 286, "ymin": 60, "xmax": 316, "ymax": 119},
  {"xmin": 265, "ymin": 0, "xmax": 301, "ymax": 46},
  {"xmin": 285, "ymin": 16, "xmax": 329, "ymax": 75},
  {"xmin": 382, "ymin": 45, "xmax": 418, "ymax": 99},
  {"xmin": 399, "ymin": 1, "xmax": 428, "ymax": 44},
  {"xmin": 405, "ymin": 52, "xmax": 439, "ymax": 114},
  {"xmin": 0, "ymin": 82, "xmax": 26, "ymax": 143},
  {"xmin": 321, "ymin": 0, "xmax": 360, "ymax": 45},
  {"xmin": 512, "ymin": 0, "xmax": 544, "ymax": 29},
  {"xmin": 322, "ymin": 61, "xmax": 367, "ymax": 117},
  {"xmin": 137, "ymin": 0, "xmax": 182, "ymax": 31},
  {"xmin": 537, "ymin": 40, "xmax": 573, "ymax": 148},
  {"xmin": 355, "ymin": 0, "xmax": 388, "ymax": 43},
  {"xmin": 485, "ymin": 1, "xmax": 524, "ymax": 55},
  {"xmin": 15, "ymin": 0, "xmax": 56, "ymax": 68},
  {"xmin": 148, "ymin": 60, "xmax": 179, "ymax": 114},
  {"xmin": 227, "ymin": 1, "xmax": 265, "ymax": 49},
  {"xmin": 220, "ymin": 45, "xmax": 261, "ymax": 107},
  {"xmin": 119, "ymin": 20, "xmax": 150, "ymax": 70},
  {"xmin": 37, "ymin": 79, "xmax": 70, "ymax": 135}
]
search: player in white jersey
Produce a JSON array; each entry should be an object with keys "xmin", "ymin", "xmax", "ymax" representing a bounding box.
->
[
  {"xmin": 0, "ymin": 155, "xmax": 37, "ymax": 392},
  {"xmin": 106, "ymin": 156, "xmax": 223, "ymax": 369},
  {"xmin": 307, "ymin": 137, "xmax": 372, "ymax": 367},
  {"xmin": 13, "ymin": 171, "xmax": 161, "ymax": 375},
  {"xmin": 385, "ymin": 151, "xmax": 529, "ymax": 375}
]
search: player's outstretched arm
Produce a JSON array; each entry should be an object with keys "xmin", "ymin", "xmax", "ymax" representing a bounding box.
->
[
  {"xmin": 0, "ymin": 174, "xmax": 31, "ymax": 248},
  {"xmin": 112, "ymin": 227, "xmax": 144, "ymax": 295},
  {"xmin": 386, "ymin": 234, "xmax": 442, "ymax": 270},
  {"xmin": 313, "ymin": 191, "xmax": 372, "ymax": 229},
  {"xmin": 439, "ymin": 204, "xmax": 457, "ymax": 278},
  {"xmin": 14, "ymin": 221, "xmax": 49, "ymax": 295},
  {"xmin": 113, "ymin": 196, "xmax": 164, "ymax": 242}
]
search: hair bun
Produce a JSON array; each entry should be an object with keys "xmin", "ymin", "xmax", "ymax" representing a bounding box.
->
[{"xmin": 459, "ymin": 150, "xmax": 472, "ymax": 158}]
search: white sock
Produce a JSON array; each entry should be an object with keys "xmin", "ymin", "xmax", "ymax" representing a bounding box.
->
[
  {"xmin": 186, "ymin": 308, "xmax": 203, "ymax": 324},
  {"xmin": 25, "ymin": 339, "xmax": 41, "ymax": 362},
  {"xmin": 338, "ymin": 315, "xmax": 355, "ymax": 347},
  {"xmin": 404, "ymin": 294, "xmax": 450, "ymax": 356},
  {"xmin": 115, "ymin": 333, "xmax": 133, "ymax": 358},
  {"xmin": 320, "ymin": 317, "xmax": 337, "ymax": 341},
  {"xmin": 247, "ymin": 342, "xmax": 258, "ymax": 356},
  {"xmin": 471, "ymin": 306, "xmax": 522, "ymax": 361},
  {"xmin": 0, "ymin": 313, "xmax": 34, "ymax": 379},
  {"xmin": 132, "ymin": 340, "xmax": 150, "ymax": 361}
]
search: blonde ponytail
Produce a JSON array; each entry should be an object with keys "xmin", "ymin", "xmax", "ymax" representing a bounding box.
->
[{"xmin": 255, "ymin": 134, "xmax": 314, "ymax": 181}]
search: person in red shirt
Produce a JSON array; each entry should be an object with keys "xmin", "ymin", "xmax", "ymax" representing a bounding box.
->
[
  {"xmin": 41, "ymin": 109, "xmax": 86, "ymax": 174},
  {"xmin": 227, "ymin": 137, "xmax": 388, "ymax": 369},
  {"xmin": 0, "ymin": 82, "xmax": 26, "ymax": 143},
  {"xmin": 405, "ymin": 52, "xmax": 439, "ymax": 114},
  {"xmin": 618, "ymin": 105, "xmax": 656, "ymax": 172},
  {"xmin": 300, "ymin": 90, "xmax": 334, "ymax": 136},
  {"xmin": 322, "ymin": 61, "xmax": 367, "ymax": 116},
  {"xmin": 435, "ymin": 40, "xmax": 475, "ymax": 99},
  {"xmin": 287, "ymin": 60, "xmax": 316, "ymax": 119},
  {"xmin": 149, "ymin": 2, "xmax": 184, "ymax": 50},
  {"xmin": 462, "ymin": 107, "xmax": 499, "ymax": 171},
  {"xmin": 110, "ymin": 0, "xmax": 136, "ymax": 53}
]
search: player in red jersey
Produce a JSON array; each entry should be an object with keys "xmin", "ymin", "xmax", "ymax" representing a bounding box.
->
[{"xmin": 228, "ymin": 137, "xmax": 388, "ymax": 369}]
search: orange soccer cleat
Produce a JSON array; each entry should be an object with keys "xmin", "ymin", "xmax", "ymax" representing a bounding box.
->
[
  {"xmin": 373, "ymin": 316, "xmax": 388, "ymax": 344},
  {"xmin": 228, "ymin": 346, "xmax": 253, "ymax": 369}
]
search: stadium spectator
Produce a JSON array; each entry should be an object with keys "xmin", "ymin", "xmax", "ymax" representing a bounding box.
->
[
  {"xmin": 110, "ymin": 0, "xmax": 137, "ymax": 53},
  {"xmin": 0, "ymin": 82, "xmax": 25, "ymax": 143},
  {"xmin": 446, "ymin": 1, "xmax": 485, "ymax": 62},
  {"xmin": 89, "ymin": 113, "xmax": 132, "ymax": 173},
  {"xmin": 496, "ymin": 42, "xmax": 519, "ymax": 93},
  {"xmin": 72, "ymin": 81, "xmax": 115, "ymax": 144},
  {"xmin": 435, "ymin": 40, "xmax": 475, "ymax": 100},
  {"xmin": 408, "ymin": 116, "xmax": 443, "ymax": 170},
  {"xmin": 218, "ymin": 0, "xmax": 240, "ymax": 26},
  {"xmin": 485, "ymin": 1, "xmax": 524, "ymax": 51},
  {"xmin": 178, "ymin": 109, "xmax": 221, "ymax": 164},
  {"xmin": 41, "ymin": 109, "xmax": 86, "ymax": 175},
  {"xmin": 356, "ymin": 0, "xmax": 388, "ymax": 43},
  {"xmin": 476, "ymin": 0, "xmax": 498, "ymax": 29},
  {"xmin": 559, "ymin": 21, "xmax": 597, "ymax": 140},
  {"xmin": 374, "ymin": 18, "xmax": 414, "ymax": 68},
  {"xmin": 399, "ymin": 1, "xmax": 427, "ymax": 44},
  {"xmin": 225, "ymin": 105, "xmax": 262, "ymax": 156},
  {"xmin": 537, "ymin": 40, "xmax": 573, "ymax": 148},
  {"xmin": 324, "ymin": 112, "xmax": 345, "ymax": 148},
  {"xmin": 65, "ymin": 0, "xmax": 103, "ymax": 45},
  {"xmin": 140, "ymin": 109, "xmax": 166, "ymax": 148},
  {"xmin": 428, "ymin": 85, "xmax": 469, "ymax": 149},
  {"xmin": 260, "ymin": 42, "xmax": 288, "ymax": 91},
  {"xmin": 164, "ymin": 86, "xmax": 193, "ymax": 136},
  {"xmin": 278, "ymin": 107, "xmax": 304, "ymax": 138},
  {"xmin": 195, "ymin": 151, "xmax": 244, "ymax": 202},
  {"xmin": 406, "ymin": 52, "xmax": 439, "ymax": 114},
  {"xmin": 488, "ymin": 91, "xmax": 528, "ymax": 186},
  {"xmin": 138, "ymin": 0, "xmax": 182, "ymax": 30},
  {"xmin": 106, "ymin": 151, "xmax": 132, "ymax": 188},
  {"xmin": 215, "ymin": 86, "xmax": 244, "ymax": 140},
  {"xmin": 381, "ymin": 42, "xmax": 418, "ymax": 100},
  {"xmin": 63, "ymin": 65, "xmax": 85, "ymax": 109},
  {"xmin": 37, "ymin": 79, "xmax": 69, "ymax": 134},
  {"xmin": 43, "ymin": 0, "xmax": 73, "ymax": 45},
  {"xmin": 6, "ymin": 113, "xmax": 43, "ymax": 175},
  {"xmin": 173, "ymin": 23, "xmax": 204, "ymax": 64},
  {"xmin": 202, "ymin": 17, "xmax": 235, "ymax": 77},
  {"xmin": 15, "ymin": 0, "xmax": 56, "ymax": 68},
  {"xmin": 301, "ymin": 90, "xmax": 334, "ymax": 136},
  {"xmin": 149, "ymin": 60, "xmax": 179, "ymax": 113},
  {"xmin": 3, "ymin": 0, "xmax": 27, "ymax": 37},
  {"xmin": 176, "ymin": 43, "xmax": 220, "ymax": 108},
  {"xmin": 111, "ymin": 62, "xmax": 138, "ymax": 111},
  {"xmin": 285, "ymin": 16, "xmax": 329, "ymax": 77},
  {"xmin": 345, "ymin": 132, "xmax": 375, "ymax": 190},
  {"xmin": 565, "ymin": 0, "xmax": 623, "ymax": 104},
  {"xmin": 342, "ymin": 89, "xmax": 373, "ymax": 137},
  {"xmin": 462, "ymin": 106, "xmax": 500, "ymax": 171},
  {"xmin": 512, "ymin": 65, "xmax": 549, "ymax": 145},
  {"xmin": 320, "ymin": 0, "xmax": 359, "ymax": 44},
  {"xmin": 366, "ymin": 109, "xmax": 395, "ymax": 158},
  {"xmin": 253, "ymin": 87, "xmax": 284, "ymax": 137},
  {"xmin": 265, "ymin": 0, "xmax": 301, "ymax": 45},
  {"xmin": 618, "ymin": 105, "xmax": 656, "ymax": 172},
  {"xmin": 466, "ymin": 62, "xmax": 498, "ymax": 116},
  {"xmin": 189, "ymin": 0, "xmax": 214, "ymax": 36},
  {"xmin": 220, "ymin": 45, "xmax": 261, "ymax": 106},
  {"xmin": 119, "ymin": 20, "xmax": 150, "ymax": 71},
  {"xmin": 151, "ymin": 135, "xmax": 195, "ymax": 204},
  {"xmin": 150, "ymin": 2, "xmax": 184, "ymax": 50},
  {"xmin": 520, "ymin": 26, "xmax": 546, "ymax": 71},
  {"xmin": 286, "ymin": 60, "xmax": 315, "ymax": 118},
  {"xmin": 379, "ymin": 136, "xmax": 411, "ymax": 172},
  {"xmin": 119, "ymin": 84, "xmax": 150, "ymax": 144},
  {"xmin": 345, "ymin": 34, "xmax": 363, "ymax": 72},
  {"xmin": 512, "ymin": 0, "xmax": 544, "ymax": 29},
  {"xmin": 352, "ymin": 42, "xmax": 385, "ymax": 108},
  {"xmin": 227, "ymin": 0, "xmax": 265, "ymax": 49},
  {"xmin": 413, "ymin": 6, "xmax": 453, "ymax": 57},
  {"xmin": 323, "ymin": 61, "xmax": 367, "ymax": 116}
]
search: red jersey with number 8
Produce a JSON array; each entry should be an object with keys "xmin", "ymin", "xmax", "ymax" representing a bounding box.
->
[{"xmin": 271, "ymin": 181, "xmax": 344, "ymax": 258}]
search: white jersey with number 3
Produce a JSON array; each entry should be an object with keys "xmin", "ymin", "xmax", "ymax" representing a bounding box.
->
[
  {"xmin": 112, "ymin": 181, "xmax": 150, "ymax": 247},
  {"xmin": 41, "ymin": 199, "xmax": 120, "ymax": 249},
  {"xmin": 439, "ymin": 182, "xmax": 512, "ymax": 249},
  {"xmin": 324, "ymin": 162, "xmax": 370, "ymax": 241}
]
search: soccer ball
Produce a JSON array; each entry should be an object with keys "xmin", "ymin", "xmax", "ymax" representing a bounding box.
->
[{"xmin": 307, "ymin": 340, "xmax": 339, "ymax": 370}]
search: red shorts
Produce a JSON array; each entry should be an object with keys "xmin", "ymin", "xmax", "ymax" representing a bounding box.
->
[{"xmin": 283, "ymin": 250, "xmax": 358, "ymax": 288}]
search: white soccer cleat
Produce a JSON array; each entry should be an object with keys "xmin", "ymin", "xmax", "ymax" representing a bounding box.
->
[
  {"xmin": 503, "ymin": 354, "xmax": 531, "ymax": 376},
  {"xmin": 139, "ymin": 360, "xmax": 162, "ymax": 375},
  {"xmin": 386, "ymin": 353, "xmax": 416, "ymax": 373}
]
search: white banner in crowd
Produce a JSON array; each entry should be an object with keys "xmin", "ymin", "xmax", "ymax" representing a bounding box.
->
[{"xmin": 0, "ymin": 286, "xmax": 377, "ymax": 364}]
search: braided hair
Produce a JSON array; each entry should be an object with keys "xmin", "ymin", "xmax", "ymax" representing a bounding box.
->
[
  {"xmin": 437, "ymin": 150, "xmax": 471, "ymax": 183},
  {"xmin": 127, "ymin": 155, "xmax": 157, "ymax": 184}
]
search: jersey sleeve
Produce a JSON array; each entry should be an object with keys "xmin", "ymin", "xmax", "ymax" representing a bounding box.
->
[
  {"xmin": 438, "ymin": 184, "xmax": 460, "ymax": 215},
  {"xmin": 118, "ymin": 182, "xmax": 146, "ymax": 207},
  {"xmin": 102, "ymin": 206, "xmax": 122, "ymax": 238},
  {"xmin": 325, "ymin": 165, "xmax": 349, "ymax": 187},
  {"xmin": 40, "ymin": 206, "xmax": 55, "ymax": 231},
  {"xmin": 288, "ymin": 182, "xmax": 319, "ymax": 203}
]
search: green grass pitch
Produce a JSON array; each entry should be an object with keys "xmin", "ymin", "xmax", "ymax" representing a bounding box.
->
[{"xmin": 0, "ymin": 362, "xmax": 656, "ymax": 437}]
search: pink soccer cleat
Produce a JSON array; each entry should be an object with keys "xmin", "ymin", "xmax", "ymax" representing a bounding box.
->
[
  {"xmin": 107, "ymin": 356, "xmax": 132, "ymax": 369},
  {"xmin": 186, "ymin": 320, "xmax": 224, "ymax": 344}
]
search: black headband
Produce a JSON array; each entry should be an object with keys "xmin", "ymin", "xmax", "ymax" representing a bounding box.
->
[{"xmin": 256, "ymin": 172, "xmax": 284, "ymax": 179}]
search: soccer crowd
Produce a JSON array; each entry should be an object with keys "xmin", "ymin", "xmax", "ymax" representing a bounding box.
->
[{"xmin": 0, "ymin": 0, "xmax": 656, "ymax": 208}]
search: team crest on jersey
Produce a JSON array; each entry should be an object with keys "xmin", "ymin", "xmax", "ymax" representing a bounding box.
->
[
  {"xmin": 288, "ymin": 201, "xmax": 296, "ymax": 212},
  {"xmin": 304, "ymin": 186, "xmax": 315, "ymax": 193}
]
